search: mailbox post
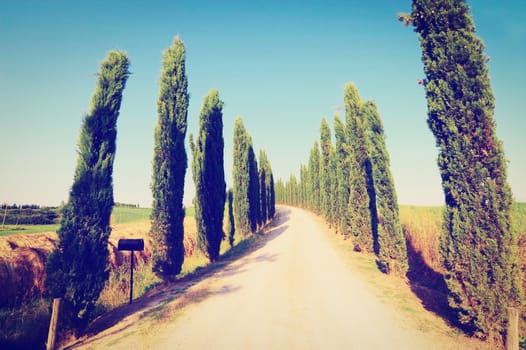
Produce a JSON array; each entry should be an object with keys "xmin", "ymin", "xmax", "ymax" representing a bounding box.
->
[{"xmin": 117, "ymin": 238, "xmax": 144, "ymax": 304}]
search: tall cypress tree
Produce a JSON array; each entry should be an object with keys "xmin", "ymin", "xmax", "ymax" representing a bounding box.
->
[
  {"xmin": 260, "ymin": 151, "xmax": 276, "ymax": 221},
  {"xmin": 150, "ymin": 36, "xmax": 189, "ymax": 278},
  {"xmin": 247, "ymin": 143, "xmax": 260, "ymax": 232},
  {"xmin": 300, "ymin": 164, "xmax": 309, "ymax": 208},
  {"xmin": 225, "ymin": 188, "xmax": 235, "ymax": 248},
  {"xmin": 345, "ymin": 83, "xmax": 373, "ymax": 252},
  {"xmin": 319, "ymin": 118, "xmax": 332, "ymax": 223},
  {"xmin": 334, "ymin": 114, "xmax": 348, "ymax": 234},
  {"xmin": 307, "ymin": 141, "xmax": 321, "ymax": 213},
  {"xmin": 232, "ymin": 117, "xmax": 251, "ymax": 236},
  {"xmin": 190, "ymin": 89, "xmax": 226, "ymax": 262},
  {"xmin": 45, "ymin": 51, "xmax": 130, "ymax": 323},
  {"xmin": 328, "ymin": 144, "xmax": 339, "ymax": 228},
  {"xmin": 405, "ymin": 0, "xmax": 521, "ymax": 340},
  {"xmin": 258, "ymin": 157, "xmax": 267, "ymax": 227},
  {"xmin": 362, "ymin": 101, "xmax": 408, "ymax": 275},
  {"xmin": 259, "ymin": 150, "xmax": 273, "ymax": 224},
  {"xmin": 268, "ymin": 172, "xmax": 276, "ymax": 219}
]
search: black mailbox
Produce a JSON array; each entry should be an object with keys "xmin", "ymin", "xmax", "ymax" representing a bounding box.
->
[
  {"xmin": 117, "ymin": 238, "xmax": 144, "ymax": 305},
  {"xmin": 118, "ymin": 238, "xmax": 144, "ymax": 251}
]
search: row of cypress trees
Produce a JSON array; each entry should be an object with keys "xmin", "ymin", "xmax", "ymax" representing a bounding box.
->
[
  {"xmin": 152, "ymin": 39, "xmax": 277, "ymax": 270},
  {"xmin": 44, "ymin": 36, "xmax": 276, "ymax": 327},
  {"xmin": 277, "ymin": 0, "xmax": 521, "ymax": 342},
  {"xmin": 190, "ymin": 108, "xmax": 275, "ymax": 263},
  {"xmin": 275, "ymin": 83, "xmax": 408, "ymax": 275},
  {"xmin": 232, "ymin": 118, "xmax": 276, "ymax": 238}
]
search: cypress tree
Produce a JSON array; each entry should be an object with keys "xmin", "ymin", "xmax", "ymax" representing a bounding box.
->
[
  {"xmin": 319, "ymin": 118, "xmax": 332, "ymax": 223},
  {"xmin": 45, "ymin": 51, "xmax": 130, "ymax": 323},
  {"xmin": 362, "ymin": 101, "xmax": 408, "ymax": 275},
  {"xmin": 232, "ymin": 117, "xmax": 251, "ymax": 236},
  {"xmin": 328, "ymin": 144, "xmax": 339, "ymax": 228},
  {"xmin": 258, "ymin": 153, "xmax": 267, "ymax": 227},
  {"xmin": 289, "ymin": 174, "xmax": 300, "ymax": 207},
  {"xmin": 345, "ymin": 83, "xmax": 373, "ymax": 252},
  {"xmin": 300, "ymin": 164, "xmax": 308, "ymax": 208},
  {"xmin": 190, "ymin": 89, "xmax": 226, "ymax": 262},
  {"xmin": 405, "ymin": 0, "xmax": 521, "ymax": 340},
  {"xmin": 225, "ymin": 188, "xmax": 235, "ymax": 248},
  {"xmin": 150, "ymin": 36, "xmax": 189, "ymax": 278},
  {"xmin": 268, "ymin": 172, "xmax": 276, "ymax": 219},
  {"xmin": 307, "ymin": 141, "xmax": 321, "ymax": 213},
  {"xmin": 247, "ymin": 144, "xmax": 260, "ymax": 232},
  {"xmin": 333, "ymin": 114, "xmax": 349, "ymax": 234},
  {"xmin": 259, "ymin": 150, "xmax": 273, "ymax": 223},
  {"xmin": 275, "ymin": 179, "xmax": 283, "ymax": 204}
]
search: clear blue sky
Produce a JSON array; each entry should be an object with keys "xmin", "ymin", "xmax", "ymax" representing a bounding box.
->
[{"xmin": 1, "ymin": 0, "xmax": 525, "ymax": 208}]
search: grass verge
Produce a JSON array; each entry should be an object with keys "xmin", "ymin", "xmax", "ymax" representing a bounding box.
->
[{"xmin": 308, "ymin": 211, "xmax": 492, "ymax": 349}]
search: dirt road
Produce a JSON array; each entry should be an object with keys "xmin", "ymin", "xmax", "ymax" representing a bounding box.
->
[{"xmin": 74, "ymin": 207, "xmax": 462, "ymax": 349}]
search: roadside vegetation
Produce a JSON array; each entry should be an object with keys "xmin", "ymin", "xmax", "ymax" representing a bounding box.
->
[
  {"xmin": 1, "ymin": 33, "xmax": 276, "ymax": 349},
  {"xmin": 0, "ymin": 206, "xmax": 274, "ymax": 349}
]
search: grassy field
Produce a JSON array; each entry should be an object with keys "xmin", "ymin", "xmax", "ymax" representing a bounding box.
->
[
  {"xmin": 0, "ymin": 206, "xmax": 153, "ymax": 236},
  {"xmin": 110, "ymin": 206, "xmax": 152, "ymax": 225},
  {"xmin": 0, "ymin": 224, "xmax": 60, "ymax": 236}
]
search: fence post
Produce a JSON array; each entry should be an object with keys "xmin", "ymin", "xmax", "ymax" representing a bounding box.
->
[
  {"xmin": 507, "ymin": 307, "xmax": 519, "ymax": 350},
  {"xmin": 46, "ymin": 298, "xmax": 61, "ymax": 350},
  {"xmin": 130, "ymin": 250, "xmax": 134, "ymax": 304}
]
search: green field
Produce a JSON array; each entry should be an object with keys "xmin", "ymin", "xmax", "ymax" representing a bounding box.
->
[
  {"xmin": 110, "ymin": 206, "xmax": 152, "ymax": 224},
  {"xmin": 0, "ymin": 206, "xmax": 153, "ymax": 236},
  {"xmin": 0, "ymin": 224, "xmax": 60, "ymax": 236},
  {"xmin": 0, "ymin": 206, "xmax": 201, "ymax": 236}
]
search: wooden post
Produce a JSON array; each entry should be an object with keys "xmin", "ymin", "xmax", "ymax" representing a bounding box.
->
[
  {"xmin": 507, "ymin": 307, "xmax": 519, "ymax": 350},
  {"xmin": 129, "ymin": 250, "xmax": 134, "ymax": 304},
  {"xmin": 46, "ymin": 298, "xmax": 61, "ymax": 350}
]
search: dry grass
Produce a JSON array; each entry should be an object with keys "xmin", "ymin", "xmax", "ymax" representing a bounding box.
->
[
  {"xmin": 399, "ymin": 203, "xmax": 526, "ymax": 348},
  {"xmin": 399, "ymin": 205, "xmax": 443, "ymax": 272},
  {"xmin": 99, "ymin": 216, "xmax": 201, "ymax": 310},
  {"xmin": 0, "ymin": 232, "xmax": 57, "ymax": 305}
]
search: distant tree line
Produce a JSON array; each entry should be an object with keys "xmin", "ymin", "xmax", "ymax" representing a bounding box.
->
[
  {"xmin": 1, "ymin": 204, "xmax": 58, "ymax": 210},
  {"xmin": 1, "ymin": 206, "xmax": 59, "ymax": 225},
  {"xmin": 275, "ymin": 83, "xmax": 407, "ymax": 275}
]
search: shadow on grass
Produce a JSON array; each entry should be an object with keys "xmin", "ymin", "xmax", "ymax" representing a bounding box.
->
[{"xmin": 66, "ymin": 208, "xmax": 291, "ymax": 349}]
